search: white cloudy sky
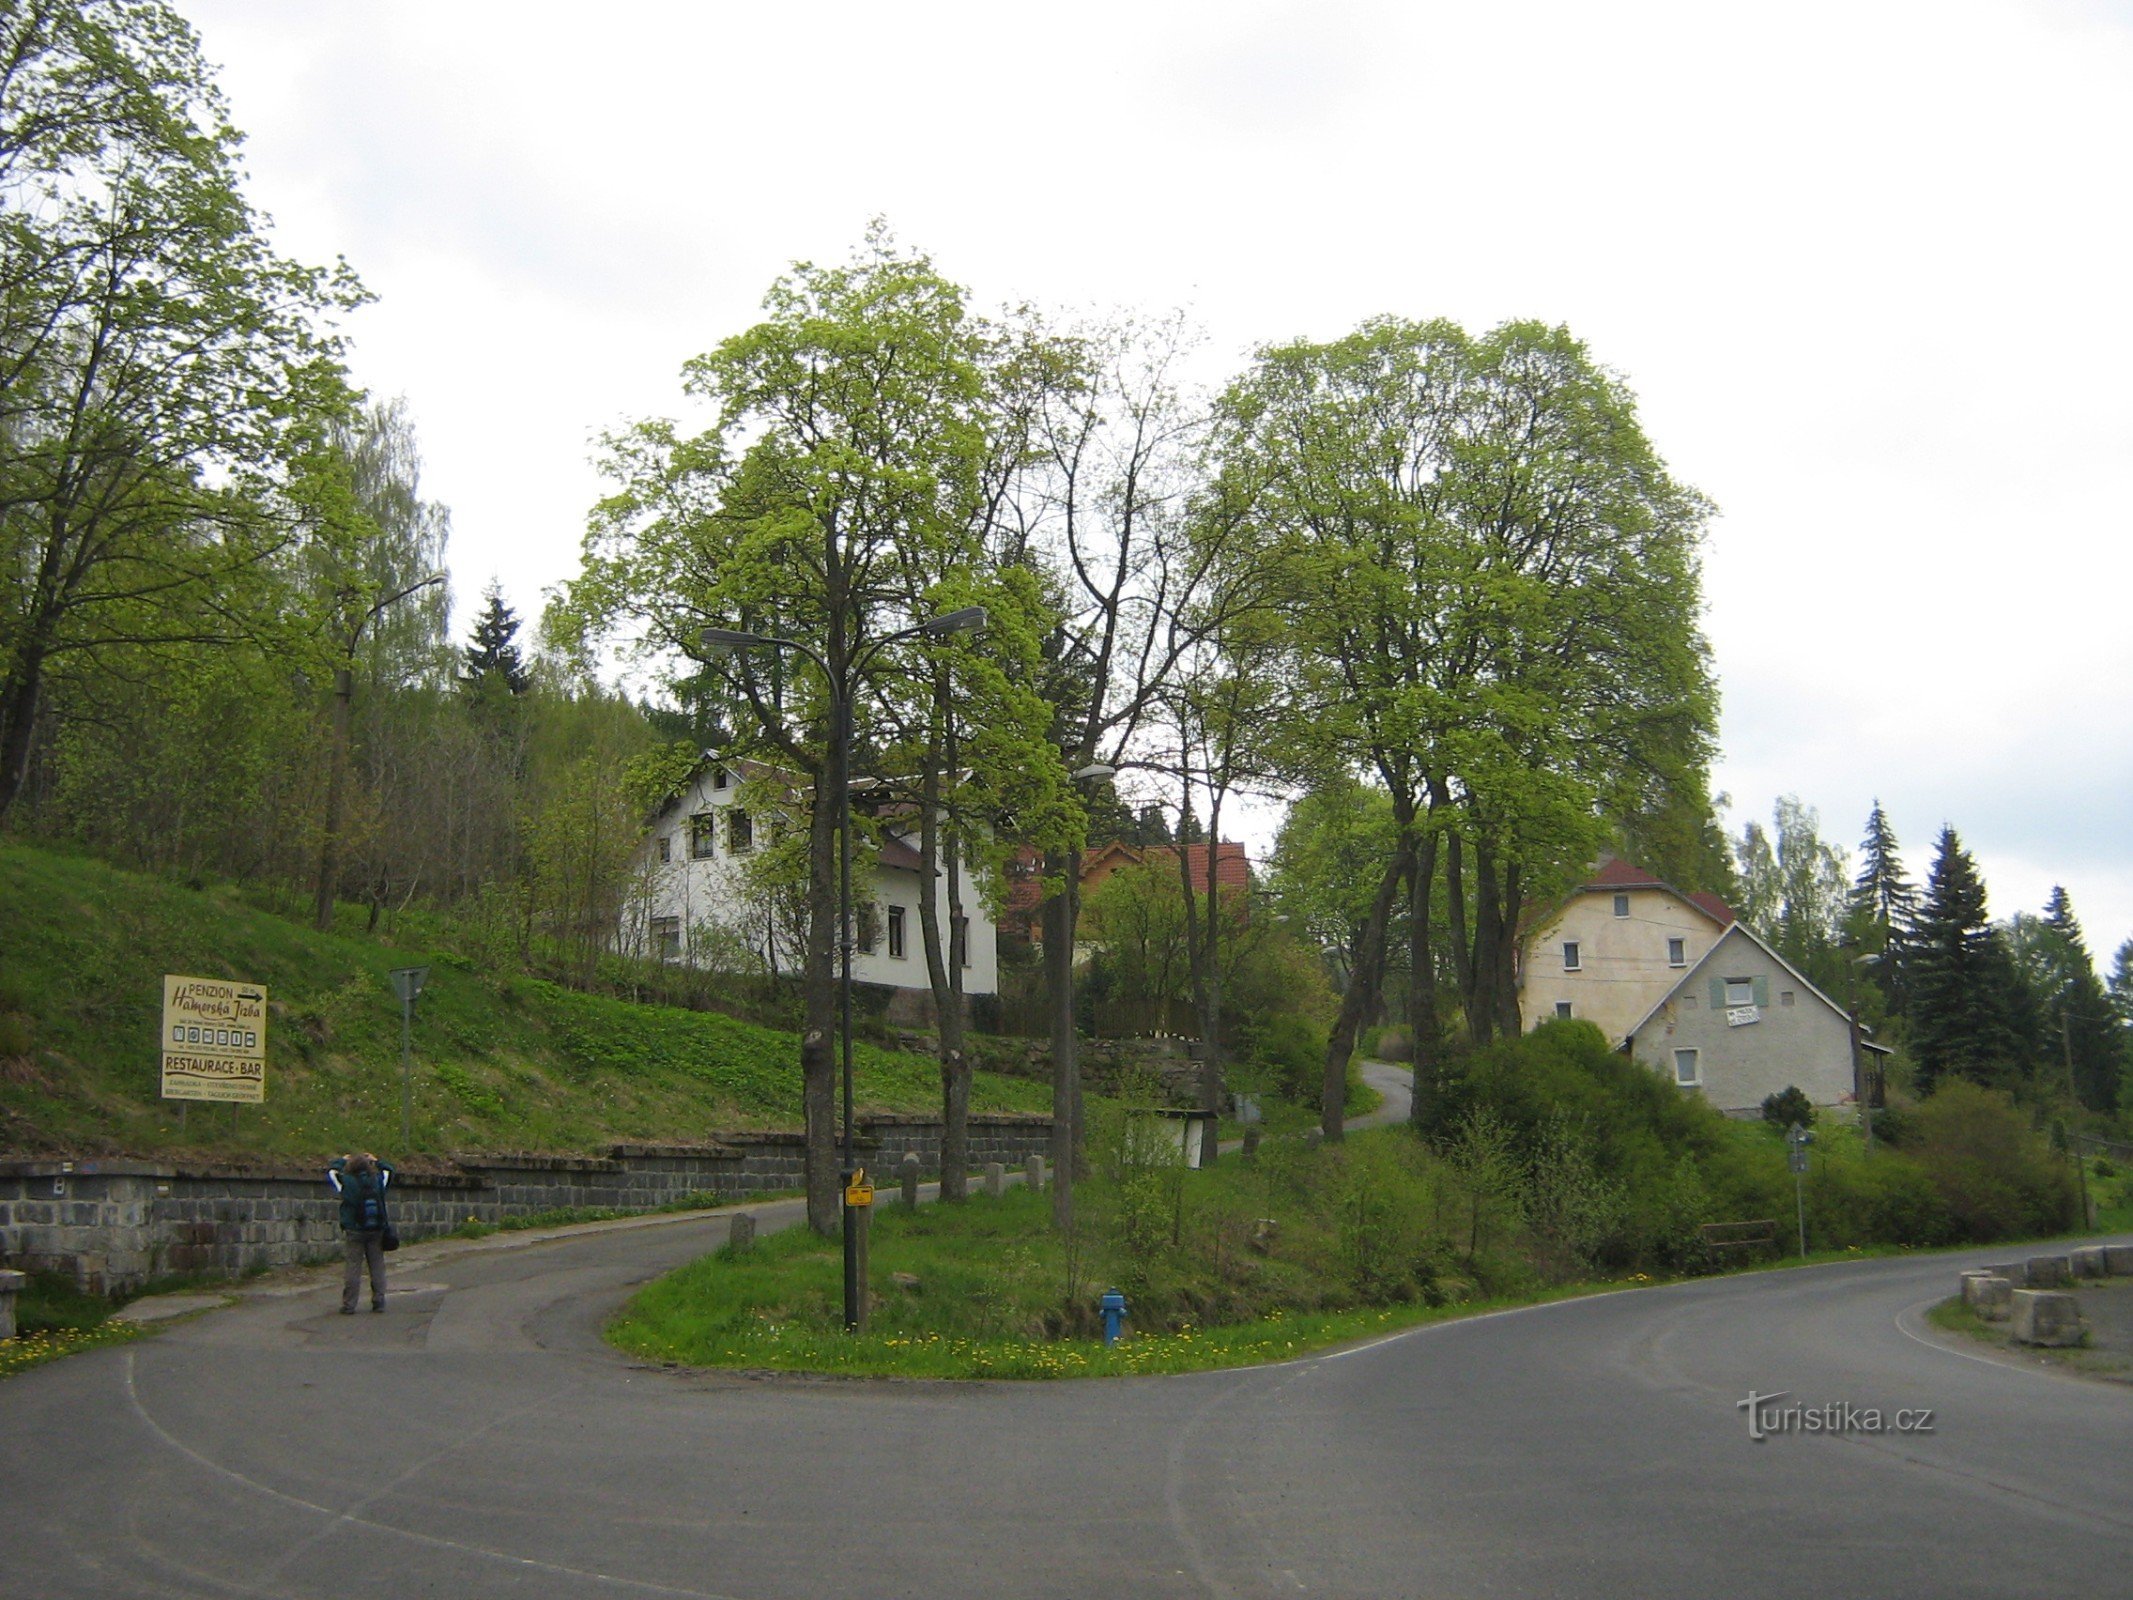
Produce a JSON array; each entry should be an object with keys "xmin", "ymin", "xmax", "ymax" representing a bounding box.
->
[{"xmin": 181, "ymin": 0, "xmax": 2133, "ymax": 961}]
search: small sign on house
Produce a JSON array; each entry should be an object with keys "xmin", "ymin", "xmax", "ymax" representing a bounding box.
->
[{"xmin": 1725, "ymin": 1005, "xmax": 1762, "ymax": 1028}]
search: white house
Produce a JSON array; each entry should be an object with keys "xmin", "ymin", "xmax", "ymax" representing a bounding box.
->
[
  {"xmin": 619, "ymin": 757, "xmax": 999, "ymax": 1005},
  {"xmin": 1622, "ymin": 922, "xmax": 1889, "ymax": 1115}
]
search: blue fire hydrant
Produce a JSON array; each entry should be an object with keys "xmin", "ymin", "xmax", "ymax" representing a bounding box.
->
[{"xmin": 1099, "ymin": 1288, "xmax": 1128, "ymax": 1347}]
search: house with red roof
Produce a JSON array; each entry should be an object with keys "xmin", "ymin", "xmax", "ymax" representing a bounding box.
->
[
  {"xmin": 1000, "ymin": 839, "xmax": 1253, "ymax": 943},
  {"xmin": 1517, "ymin": 856, "xmax": 1736, "ymax": 1048},
  {"xmin": 1520, "ymin": 856, "xmax": 1883, "ymax": 1113}
]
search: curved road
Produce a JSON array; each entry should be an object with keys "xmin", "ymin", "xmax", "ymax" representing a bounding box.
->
[{"xmin": 5, "ymin": 1150, "xmax": 2129, "ymax": 1596}]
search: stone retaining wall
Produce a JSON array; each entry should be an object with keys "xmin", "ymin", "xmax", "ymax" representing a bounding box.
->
[{"xmin": 0, "ymin": 1113, "xmax": 1051, "ymax": 1294}]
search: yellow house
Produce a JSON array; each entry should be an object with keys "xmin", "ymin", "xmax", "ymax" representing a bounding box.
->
[{"xmin": 1517, "ymin": 858, "xmax": 1735, "ymax": 1046}]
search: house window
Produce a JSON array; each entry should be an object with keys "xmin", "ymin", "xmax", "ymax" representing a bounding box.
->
[
  {"xmin": 712, "ymin": 765, "xmax": 730, "ymax": 790},
  {"xmin": 954, "ymin": 914, "xmax": 971, "ymax": 967},
  {"xmin": 1555, "ymin": 1002, "xmax": 1573, "ymax": 1019},
  {"xmin": 1563, "ymin": 941, "xmax": 1581, "ymax": 971},
  {"xmin": 887, "ymin": 905, "xmax": 906, "ymax": 960},
  {"xmin": 652, "ymin": 917, "xmax": 681, "ymax": 961},
  {"xmin": 727, "ymin": 809, "xmax": 753, "ymax": 853},
  {"xmin": 1613, "ymin": 893, "xmax": 1630, "ymax": 918},
  {"xmin": 1667, "ymin": 937, "xmax": 1686, "ymax": 967},
  {"xmin": 1673, "ymin": 1048, "xmax": 1701, "ymax": 1087},
  {"xmin": 1724, "ymin": 977, "xmax": 1754, "ymax": 1007},
  {"xmin": 1781, "ymin": 991, "xmax": 1796, "ymax": 1007},
  {"xmin": 690, "ymin": 814, "xmax": 717, "ymax": 859},
  {"xmin": 657, "ymin": 836, "xmax": 672, "ymax": 864}
]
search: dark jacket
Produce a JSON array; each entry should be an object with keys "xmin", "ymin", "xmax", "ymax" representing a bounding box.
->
[{"xmin": 327, "ymin": 1158, "xmax": 396, "ymax": 1232}]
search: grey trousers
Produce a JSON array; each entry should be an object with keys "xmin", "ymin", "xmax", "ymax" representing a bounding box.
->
[{"xmin": 342, "ymin": 1228, "xmax": 386, "ymax": 1310}]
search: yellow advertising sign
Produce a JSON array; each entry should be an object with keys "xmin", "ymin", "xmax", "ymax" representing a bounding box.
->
[
  {"xmin": 845, "ymin": 1167, "xmax": 874, "ymax": 1208},
  {"xmin": 161, "ymin": 975, "xmax": 268, "ymax": 1103}
]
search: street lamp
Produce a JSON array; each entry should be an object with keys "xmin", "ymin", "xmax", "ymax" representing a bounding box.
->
[{"xmin": 701, "ymin": 606, "xmax": 986, "ymax": 1332}]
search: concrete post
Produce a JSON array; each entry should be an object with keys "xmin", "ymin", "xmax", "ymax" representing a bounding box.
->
[
  {"xmin": 1025, "ymin": 1154, "xmax": 1047, "ymax": 1192},
  {"xmin": 2104, "ymin": 1244, "xmax": 2133, "ymax": 1276},
  {"xmin": 984, "ymin": 1162, "xmax": 1005, "ymax": 1199},
  {"xmin": 1241, "ymin": 1127, "xmax": 1261, "ymax": 1161},
  {"xmin": 2010, "ymin": 1289, "xmax": 2084, "ymax": 1347},
  {"xmin": 727, "ymin": 1212, "xmax": 756, "ymax": 1252},
  {"xmin": 1960, "ymin": 1271, "xmax": 2013, "ymax": 1321},
  {"xmin": 0, "ymin": 1269, "xmax": 24, "ymax": 1341},
  {"xmin": 2025, "ymin": 1255, "xmax": 2072, "ymax": 1288},
  {"xmin": 2069, "ymin": 1246, "xmax": 2108, "ymax": 1280},
  {"xmin": 899, "ymin": 1151, "xmax": 921, "ymax": 1209}
]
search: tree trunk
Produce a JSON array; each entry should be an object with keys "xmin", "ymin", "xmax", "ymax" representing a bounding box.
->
[
  {"xmin": 1406, "ymin": 820, "xmax": 1443, "ymax": 1133},
  {"xmin": 1322, "ymin": 835, "xmax": 1415, "ymax": 1139},
  {"xmin": 800, "ymin": 741, "xmax": 842, "ymax": 1238},
  {"xmin": 0, "ymin": 645, "xmax": 48, "ymax": 824},
  {"xmin": 1046, "ymin": 849, "xmax": 1081, "ymax": 1232},
  {"xmin": 313, "ymin": 667, "xmax": 353, "ymax": 932},
  {"xmin": 917, "ymin": 711, "xmax": 972, "ymax": 1202}
]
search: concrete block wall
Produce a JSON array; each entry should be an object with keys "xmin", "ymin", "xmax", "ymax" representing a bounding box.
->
[{"xmin": 0, "ymin": 1113, "xmax": 1052, "ymax": 1295}]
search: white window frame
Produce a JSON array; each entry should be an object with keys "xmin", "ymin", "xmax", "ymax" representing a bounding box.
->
[
  {"xmin": 1555, "ymin": 1001, "xmax": 1573, "ymax": 1019},
  {"xmin": 689, "ymin": 814, "xmax": 717, "ymax": 860},
  {"xmin": 887, "ymin": 905, "xmax": 906, "ymax": 960},
  {"xmin": 652, "ymin": 916, "xmax": 682, "ymax": 962},
  {"xmin": 657, "ymin": 835, "xmax": 672, "ymax": 864},
  {"xmin": 1613, "ymin": 893, "xmax": 1630, "ymax": 918},
  {"xmin": 1724, "ymin": 977, "xmax": 1754, "ymax": 1007},
  {"xmin": 1673, "ymin": 1048, "xmax": 1701, "ymax": 1087},
  {"xmin": 1667, "ymin": 937, "xmax": 1686, "ymax": 967},
  {"xmin": 1563, "ymin": 941, "xmax": 1581, "ymax": 971},
  {"xmin": 727, "ymin": 808, "xmax": 753, "ymax": 854}
]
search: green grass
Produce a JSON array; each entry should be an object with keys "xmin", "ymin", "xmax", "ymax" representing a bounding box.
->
[
  {"xmin": 0, "ymin": 840, "xmax": 1046, "ymax": 1162},
  {"xmin": 609, "ymin": 1127, "xmax": 1632, "ymax": 1379}
]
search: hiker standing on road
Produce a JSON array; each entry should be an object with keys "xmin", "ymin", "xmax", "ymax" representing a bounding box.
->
[{"xmin": 328, "ymin": 1151, "xmax": 396, "ymax": 1313}]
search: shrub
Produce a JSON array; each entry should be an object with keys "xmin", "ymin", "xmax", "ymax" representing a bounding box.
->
[
  {"xmin": 1909, "ymin": 1080, "xmax": 2078, "ymax": 1242},
  {"xmin": 1760, "ymin": 1086, "xmax": 1816, "ymax": 1132}
]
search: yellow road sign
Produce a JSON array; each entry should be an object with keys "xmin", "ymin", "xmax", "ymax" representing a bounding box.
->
[
  {"xmin": 161, "ymin": 975, "xmax": 268, "ymax": 1103},
  {"xmin": 845, "ymin": 1167, "xmax": 874, "ymax": 1207}
]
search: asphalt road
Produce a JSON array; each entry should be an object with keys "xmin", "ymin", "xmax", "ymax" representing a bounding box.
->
[{"xmin": 5, "ymin": 1164, "xmax": 2129, "ymax": 1596}]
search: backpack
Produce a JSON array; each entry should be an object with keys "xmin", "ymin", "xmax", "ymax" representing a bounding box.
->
[{"xmin": 353, "ymin": 1171, "xmax": 384, "ymax": 1232}]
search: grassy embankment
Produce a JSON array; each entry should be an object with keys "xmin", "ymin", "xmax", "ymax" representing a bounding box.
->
[{"xmin": 0, "ymin": 840, "xmax": 1046, "ymax": 1164}]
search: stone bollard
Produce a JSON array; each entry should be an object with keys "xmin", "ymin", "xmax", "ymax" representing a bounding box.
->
[
  {"xmin": 1025, "ymin": 1154, "xmax": 1047, "ymax": 1193},
  {"xmin": 1303, "ymin": 1128, "xmax": 1324, "ymax": 1151},
  {"xmin": 2105, "ymin": 1245, "xmax": 2133, "ymax": 1277},
  {"xmin": 727, "ymin": 1212, "xmax": 756, "ymax": 1252},
  {"xmin": 0, "ymin": 1269, "xmax": 23, "ymax": 1341},
  {"xmin": 2010, "ymin": 1289, "xmax": 2084, "ymax": 1347},
  {"xmin": 984, "ymin": 1162, "xmax": 1005, "ymax": 1200},
  {"xmin": 2025, "ymin": 1255, "xmax": 2072, "ymax": 1289},
  {"xmin": 2069, "ymin": 1246, "xmax": 2108, "ymax": 1280},
  {"xmin": 1241, "ymin": 1127, "xmax": 1261, "ymax": 1161},
  {"xmin": 900, "ymin": 1152, "xmax": 922, "ymax": 1209},
  {"xmin": 1982, "ymin": 1263, "xmax": 2024, "ymax": 1287},
  {"xmin": 1961, "ymin": 1272, "xmax": 2013, "ymax": 1322}
]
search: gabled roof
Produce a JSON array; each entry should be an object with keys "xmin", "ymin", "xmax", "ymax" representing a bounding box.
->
[
  {"xmin": 1526, "ymin": 855, "xmax": 1735, "ymax": 938},
  {"xmin": 1622, "ymin": 921, "xmax": 1891, "ymax": 1054}
]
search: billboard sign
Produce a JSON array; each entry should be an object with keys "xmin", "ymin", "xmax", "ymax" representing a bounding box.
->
[{"xmin": 161, "ymin": 975, "xmax": 268, "ymax": 1103}]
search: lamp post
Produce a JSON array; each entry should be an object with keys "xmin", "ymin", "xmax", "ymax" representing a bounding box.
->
[{"xmin": 702, "ymin": 606, "xmax": 986, "ymax": 1332}]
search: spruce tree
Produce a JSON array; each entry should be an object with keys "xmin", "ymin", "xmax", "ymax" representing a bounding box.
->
[
  {"xmin": 1845, "ymin": 801, "xmax": 1918, "ymax": 1018},
  {"xmin": 1908, "ymin": 827, "xmax": 2022, "ymax": 1093},
  {"xmin": 2036, "ymin": 887, "xmax": 2120, "ymax": 1113},
  {"xmin": 461, "ymin": 584, "xmax": 530, "ymax": 695}
]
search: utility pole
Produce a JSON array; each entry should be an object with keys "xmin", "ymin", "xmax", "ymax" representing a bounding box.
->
[{"xmin": 2062, "ymin": 1010, "xmax": 2093, "ymax": 1230}]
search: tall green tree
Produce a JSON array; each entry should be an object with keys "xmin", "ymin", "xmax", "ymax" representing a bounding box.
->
[
  {"xmin": 1731, "ymin": 795, "xmax": 1848, "ymax": 989},
  {"xmin": 1908, "ymin": 827, "xmax": 2024, "ymax": 1094},
  {"xmin": 463, "ymin": 583, "xmax": 531, "ymax": 696},
  {"xmin": 0, "ymin": 0, "xmax": 365, "ymax": 821},
  {"xmin": 560, "ymin": 229, "xmax": 1034, "ymax": 1236},
  {"xmin": 1844, "ymin": 800, "xmax": 1919, "ymax": 1021},
  {"xmin": 1205, "ymin": 317, "xmax": 1714, "ymax": 1132},
  {"xmin": 2009, "ymin": 888, "xmax": 2119, "ymax": 1114}
]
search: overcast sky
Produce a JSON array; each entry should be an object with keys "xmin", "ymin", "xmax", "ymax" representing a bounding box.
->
[{"xmin": 180, "ymin": 0, "xmax": 2133, "ymax": 964}]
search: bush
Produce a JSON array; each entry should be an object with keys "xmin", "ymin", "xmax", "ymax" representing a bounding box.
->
[
  {"xmin": 1246, "ymin": 1013, "xmax": 1328, "ymax": 1106},
  {"xmin": 1909, "ymin": 1080, "xmax": 2078, "ymax": 1242},
  {"xmin": 1760, "ymin": 1086, "xmax": 1816, "ymax": 1132}
]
